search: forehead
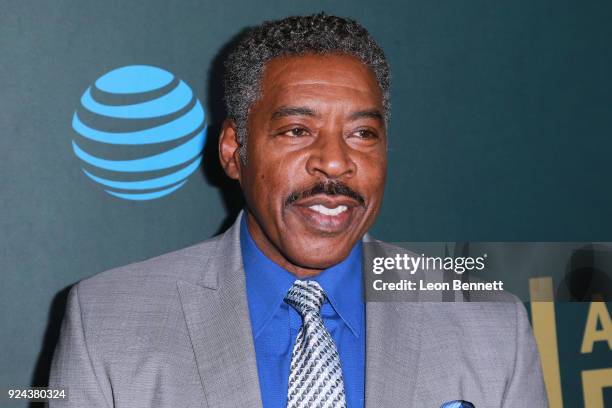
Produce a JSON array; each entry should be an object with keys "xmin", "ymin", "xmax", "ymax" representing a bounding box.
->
[{"xmin": 258, "ymin": 53, "xmax": 383, "ymax": 109}]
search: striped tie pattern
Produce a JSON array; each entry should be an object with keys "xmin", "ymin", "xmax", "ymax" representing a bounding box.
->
[{"xmin": 285, "ymin": 280, "xmax": 347, "ymax": 408}]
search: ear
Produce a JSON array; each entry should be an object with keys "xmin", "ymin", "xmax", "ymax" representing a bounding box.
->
[{"xmin": 218, "ymin": 119, "xmax": 243, "ymax": 181}]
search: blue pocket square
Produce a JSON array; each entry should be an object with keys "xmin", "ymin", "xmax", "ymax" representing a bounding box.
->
[{"xmin": 440, "ymin": 401, "xmax": 475, "ymax": 408}]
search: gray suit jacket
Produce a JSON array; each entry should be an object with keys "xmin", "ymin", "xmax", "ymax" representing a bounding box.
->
[{"xmin": 49, "ymin": 212, "xmax": 548, "ymax": 407}]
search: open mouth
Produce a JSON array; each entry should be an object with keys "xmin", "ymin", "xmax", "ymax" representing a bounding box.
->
[
  {"xmin": 308, "ymin": 204, "xmax": 348, "ymax": 216},
  {"xmin": 288, "ymin": 195, "xmax": 362, "ymax": 234}
]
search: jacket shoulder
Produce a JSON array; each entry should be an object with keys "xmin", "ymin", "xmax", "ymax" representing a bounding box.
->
[{"xmin": 75, "ymin": 233, "xmax": 223, "ymax": 303}]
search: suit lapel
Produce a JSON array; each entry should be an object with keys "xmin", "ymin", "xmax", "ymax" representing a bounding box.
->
[
  {"xmin": 177, "ymin": 213, "xmax": 263, "ymax": 408},
  {"xmin": 363, "ymin": 238, "xmax": 423, "ymax": 408},
  {"xmin": 176, "ymin": 218, "xmax": 423, "ymax": 408}
]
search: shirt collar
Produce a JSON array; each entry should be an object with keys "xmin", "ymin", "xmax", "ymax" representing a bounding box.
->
[{"xmin": 240, "ymin": 215, "xmax": 364, "ymax": 339}]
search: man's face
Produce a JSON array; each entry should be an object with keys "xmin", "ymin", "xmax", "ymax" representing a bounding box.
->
[{"xmin": 221, "ymin": 53, "xmax": 387, "ymax": 275}]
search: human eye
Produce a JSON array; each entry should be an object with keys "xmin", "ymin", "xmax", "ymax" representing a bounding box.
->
[
  {"xmin": 350, "ymin": 128, "xmax": 379, "ymax": 140},
  {"xmin": 279, "ymin": 126, "xmax": 311, "ymax": 138}
]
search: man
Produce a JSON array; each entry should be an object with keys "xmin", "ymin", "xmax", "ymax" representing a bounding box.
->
[{"xmin": 50, "ymin": 13, "xmax": 548, "ymax": 407}]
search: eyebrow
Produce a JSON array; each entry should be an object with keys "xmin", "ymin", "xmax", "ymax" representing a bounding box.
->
[
  {"xmin": 271, "ymin": 106, "xmax": 318, "ymax": 119},
  {"xmin": 270, "ymin": 106, "xmax": 385, "ymax": 123},
  {"xmin": 348, "ymin": 109, "xmax": 384, "ymax": 123}
]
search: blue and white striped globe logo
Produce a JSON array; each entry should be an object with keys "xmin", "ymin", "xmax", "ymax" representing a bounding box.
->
[{"xmin": 71, "ymin": 65, "xmax": 206, "ymax": 200}]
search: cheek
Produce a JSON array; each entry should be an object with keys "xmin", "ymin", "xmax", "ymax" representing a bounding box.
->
[
  {"xmin": 271, "ymin": 151, "xmax": 309, "ymax": 190},
  {"xmin": 356, "ymin": 154, "xmax": 387, "ymax": 194},
  {"xmin": 246, "ymin": 153, "xmax": 301, "ymax": 208},
  {"xmin": 241, "ymin": 160, "xmax": 272, "ymax": 209}
]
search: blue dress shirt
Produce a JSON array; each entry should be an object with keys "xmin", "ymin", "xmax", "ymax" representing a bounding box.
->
[{"xmin": 240, "ymin": 216, "xmax": 365, "ymax": 408}]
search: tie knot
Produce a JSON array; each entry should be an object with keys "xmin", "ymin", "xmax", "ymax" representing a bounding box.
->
[{"xmin": 285, "ymin": 280, "xmax": 326, "ymax": 315}]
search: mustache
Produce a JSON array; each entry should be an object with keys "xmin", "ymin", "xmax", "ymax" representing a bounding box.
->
[{"xmin": 285, "ymin": 180, "xmax": 366, "ymax": 207}]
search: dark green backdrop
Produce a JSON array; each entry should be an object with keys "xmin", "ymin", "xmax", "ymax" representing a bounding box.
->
[{"xmin": 1, "ymin": 1, "xmax": 611, "ymax": 406}]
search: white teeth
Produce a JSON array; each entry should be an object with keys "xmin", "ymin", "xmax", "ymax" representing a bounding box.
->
[{"xmin": 308, "ymin": 204, "xmax": 348, "ymax": 216}]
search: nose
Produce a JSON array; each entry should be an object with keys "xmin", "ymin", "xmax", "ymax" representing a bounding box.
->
[{"xmin": 305, "ymin": 131, "xmax": 357, "ymax": 179}]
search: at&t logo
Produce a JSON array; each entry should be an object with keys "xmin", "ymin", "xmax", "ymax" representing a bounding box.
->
[{"xmin": 71, "ymin": 65, "xmax": 206, "ymax": 200}]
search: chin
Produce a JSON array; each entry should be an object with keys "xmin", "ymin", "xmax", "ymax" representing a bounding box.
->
[{"xmin": 288, "ymin": 246, "xmax": 353, "ymax": 270}]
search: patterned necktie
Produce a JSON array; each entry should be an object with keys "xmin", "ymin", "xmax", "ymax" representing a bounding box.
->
[{"xmin": 284, "ymin": 280, "xmax": 347, "ymax": 408}]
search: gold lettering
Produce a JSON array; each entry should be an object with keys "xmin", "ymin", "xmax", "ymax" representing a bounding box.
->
[
  {"xmin": 580, "ymin": 302, "xmax": 612, "ymax": 354},
  {"xmin": 582, "ymin": 368, "xmax": 612, "ymax": 408},
  {"xmin": 529, "ymin": 277, "xmax": 563, "ymax": 408}
]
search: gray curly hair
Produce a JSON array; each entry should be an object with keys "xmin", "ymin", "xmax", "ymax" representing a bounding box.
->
[{"xmin": 223, "ymin": 12, "xmax": 391, "ymax": 161}]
